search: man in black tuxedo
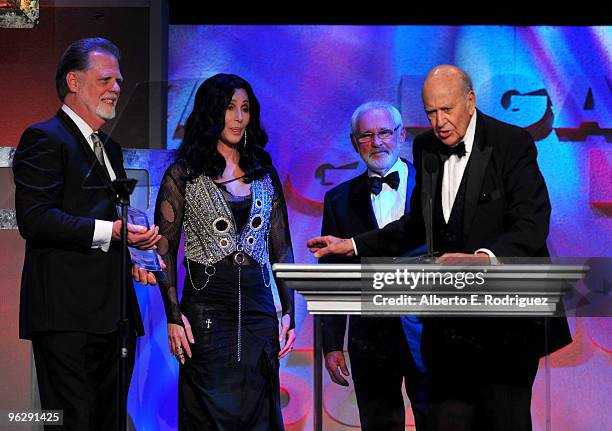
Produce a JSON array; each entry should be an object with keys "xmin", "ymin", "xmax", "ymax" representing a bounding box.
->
[
  {"xmin": 13, "ymin": 38, "xmax": 159, "ymax": 430},
  {"xmin": 320, "ymin": 101, "xmax": 428, "ymax": 430},
  {"xmin": 309, "ymin": 65, "xmax": 571, "ymax": 431}
]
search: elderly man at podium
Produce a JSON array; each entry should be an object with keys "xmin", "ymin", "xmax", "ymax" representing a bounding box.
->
[{"xmin": 308, "ymin": 65, "xmax": 571, "ymax": 431}]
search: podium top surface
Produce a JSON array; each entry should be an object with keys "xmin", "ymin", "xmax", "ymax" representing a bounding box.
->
[{"xmin": 272, "ymin": 263, "xmax": 589, "ymax": 274}]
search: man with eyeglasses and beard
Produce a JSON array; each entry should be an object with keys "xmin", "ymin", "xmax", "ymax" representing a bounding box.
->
[
  {"xmin": 319, "ymin": 101, "xmax": 429, "ymax": 431},
  {"xmin": 13, "ymin": 37, "xmax": 160, "ymax": 430}
]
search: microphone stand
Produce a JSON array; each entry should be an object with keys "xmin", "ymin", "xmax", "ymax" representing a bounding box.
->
[
  {"xmin": 427, "ymin": 191, "xmax": 434, "ymax": 258},
  {"xmin": 423, "ymin": 154, "xmax": 439, "ymax": 263},
  {"xmin": 80, "ymin": 136, "xmax": 140, "ymax": 430},
  {"xmin": 112, "ymin": 177, "xmax": 138, "ymax": 431}
]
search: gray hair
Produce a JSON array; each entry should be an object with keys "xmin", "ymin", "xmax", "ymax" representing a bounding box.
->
[
  {"xmin": 350, "ymin": 101, "xmax": 403, "ymax": 136},
  {"xmin": 55, "ymin": 37, "xmax": 120, "ymax": 102},
  {"xmin": 457, "ymin": 69, "xmax": 474, "ymax": 97}
]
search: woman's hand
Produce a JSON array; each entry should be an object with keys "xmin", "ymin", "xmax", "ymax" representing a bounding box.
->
[
  {"xmin": 168, "ymin": 314, "xmax": 195, "ymax": 365},
  {"xmin": 131, "ymin": 255, "xmax": 166, "ymax": 286},
  {"xmin": 278, "ymin": 313, "xmax": 296, "ymax": 359}
]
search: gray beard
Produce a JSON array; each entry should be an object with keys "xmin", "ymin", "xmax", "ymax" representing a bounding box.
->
[
  {"xmin": 96, "ymin": 103, "xmax": 116, "ymax": 120},
  {"xmin": 366, "ymin": 153, "xmax": 395, "ymax": 173}
]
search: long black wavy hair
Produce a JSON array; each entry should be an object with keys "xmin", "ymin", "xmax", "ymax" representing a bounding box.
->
[{"xmin": 176, "ymin": 73, "xmax": 272, "ymax": 182}]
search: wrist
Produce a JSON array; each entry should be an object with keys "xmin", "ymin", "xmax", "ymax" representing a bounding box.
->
[{"xmin": 111, "ymin": 220, "xmax": 121, "ymax": 241}]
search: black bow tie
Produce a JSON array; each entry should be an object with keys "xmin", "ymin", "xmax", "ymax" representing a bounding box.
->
[
  {"xmin": 439, "ymin": 141, "xmax": 466, "ymax": 158},
  {"xmin": 369, "ymin": 171, "xmax": 400, "ymax": 195}
]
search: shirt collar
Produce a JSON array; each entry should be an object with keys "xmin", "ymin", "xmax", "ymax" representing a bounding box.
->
[{"xmin": 61, "ymin": 104, "xmax": 95, "ymax": 140}]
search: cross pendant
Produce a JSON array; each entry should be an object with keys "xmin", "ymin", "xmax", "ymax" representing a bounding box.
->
[{"xmin": 205, "ymin": 318, "xmax": 212, "ymax": 329}]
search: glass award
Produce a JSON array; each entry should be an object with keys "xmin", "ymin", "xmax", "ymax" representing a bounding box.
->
[{"xmin": 116, "ymin": 205, "xmax": 163, "ymax": 272}]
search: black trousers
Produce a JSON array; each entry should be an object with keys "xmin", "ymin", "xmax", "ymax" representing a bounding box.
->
[
  {"xmin": 348, "ymin": 317, "xmax": 429, "ymax": 431},
  {"xmin": 32, "ymin": 331, "xmax": 136, "ymax": 431},
  {"xmin": 427, "ymin": 351, "xmax": 540, "ymax": 431}
]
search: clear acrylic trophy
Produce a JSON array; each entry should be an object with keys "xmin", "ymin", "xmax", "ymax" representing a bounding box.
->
[{"xmin": 116, "ymin": 205, "xmax": 163, "ymax": 272}]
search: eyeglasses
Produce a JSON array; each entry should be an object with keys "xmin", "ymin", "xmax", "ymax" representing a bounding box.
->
[{"xmin": 354, "ymin": 124, "xmax": 401, "ymax": 144}]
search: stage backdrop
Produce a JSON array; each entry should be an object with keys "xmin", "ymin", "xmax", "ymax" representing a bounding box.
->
[{"xmin": 128, "ymin": 25, "xmax": 611, "ymax": 430}]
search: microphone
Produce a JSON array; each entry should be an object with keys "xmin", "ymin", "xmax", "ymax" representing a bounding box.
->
[{"xmin": 423, "ymin": 154, "xmax": 439, "ymax": 258}]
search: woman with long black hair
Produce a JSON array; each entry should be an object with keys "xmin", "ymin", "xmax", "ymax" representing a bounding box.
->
[{"xmin": 154, "ymin": 73, "xmax": 295, "ymax": 430}]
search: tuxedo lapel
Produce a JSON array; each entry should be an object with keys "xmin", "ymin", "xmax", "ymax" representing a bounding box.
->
[
  {"xmin": 57, "ymin": 110, "xmax": 113, "ymax": 187},
  {"xmin": 349, "ymin": 172, "xmax": 379, "ymax": 230},
  {"xmin": 463, "ymin": 112, "xmax": 492, "ymax": 241},
  {"xmin": 404, "ymin": 159, "xmax": 417, "ymax": 215}
]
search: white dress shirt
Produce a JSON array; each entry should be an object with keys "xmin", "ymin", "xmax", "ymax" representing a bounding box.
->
[
  {"xmin": 369, "ymin": 157, "xmax": 408, "ymax": 228},
  {"xmin": 61, "ymin": 104, "xmax": 115, "ymax": 252},
  {"xmin": 441, "ymin": 112, "xmax": 476, "ymax": 222},
  {"xmin": 441, "ymin": 113, "xmax": 495, "ymax": 259},
  {"xmin": 351, "ymin": 158, "xmax": 407, "ymax": 253}
]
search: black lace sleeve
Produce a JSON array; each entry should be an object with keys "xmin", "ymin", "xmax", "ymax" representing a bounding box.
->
[
  {"xmin": 268, "ymin": 167, "xmax": 296, "ymax": 330},
  {"xmin": 154, "ymin": 161, "xmax": 187, "ymax": 326}
]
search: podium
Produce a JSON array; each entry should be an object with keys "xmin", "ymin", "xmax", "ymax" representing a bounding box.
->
[{"xmin": 273, "ymin": 262, "xmax": 588, "ymax": 431}]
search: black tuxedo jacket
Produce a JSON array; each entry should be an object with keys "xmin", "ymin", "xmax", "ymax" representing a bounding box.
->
[
  {"xmin": 13, "ymin": 110, "xmax": 144, "ymax": 339},
  {"xmin": 354, "ymin": 111, "xmax": 571, "ymax": 367},
  {"xmin": 320, "ymin": 159, "xmax": 418, "ymax": 355}
]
